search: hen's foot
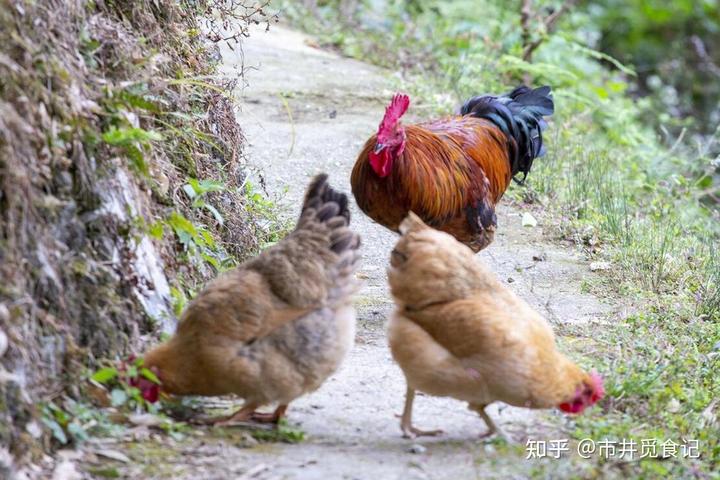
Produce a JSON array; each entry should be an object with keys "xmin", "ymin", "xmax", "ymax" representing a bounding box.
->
[
  {"xmin": 399, "ymin": 386, "xmax": 443, "ymax": 439},
  {"xmin": 471, "ymin": 404, "xmax": 514, "ymax": 443},
  {"xmin": 401, "ymin": 424, "xmax": 444, "ymax": 439},
  {"xmin": 249, "ymin": 404, "xmax": 288, "ymax": 424},
  {"xmin": 192, "ymin": 403, "xmax": 259, "ymax": 426},
  {"xmin": 478, "ymin": 426, "xmax": 513, "ymax": 443}
]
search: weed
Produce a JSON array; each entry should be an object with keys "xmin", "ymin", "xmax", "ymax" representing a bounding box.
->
[
  {"xmin": 247, "ymin": 419, "xmax": 306, "ymax": 444},
  {"xmin": 40, "ymin": 400, "xmax": 124, "ymax": 446},
  {"xmin": 170, "ymin": 286, "xmax": 190, "ymax": 318},
  {"xmin": 243, "ymin": 180, "xmax": 292, "ymax": 248},
  {"xmin": 182, "ymin": 177, "xmax": 227, "ymax": 225}
]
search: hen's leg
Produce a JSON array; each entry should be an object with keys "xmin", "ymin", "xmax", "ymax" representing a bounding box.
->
[
  {"xmin": 202, "ymin": 402, "xmax": 260, "ymax": 426},
  {"xmin": 249, "ymin": 404, "xmax": 289, "ymax": 424},
  {"xmin": 469, "ymin": 404, "xmax": 513, "ymax": 443},
  {"xmin": 400, "ymin": 386, "xmax": 443, "ymax": 439}
]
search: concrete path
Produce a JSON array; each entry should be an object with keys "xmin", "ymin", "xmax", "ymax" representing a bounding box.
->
[
  {"xmin": 215, "ymin": 24, "xmax": 609, "ymax": 479},
  {"xmin": 81, "ymin": 24, "xmax": 612, "ymax": 480}
]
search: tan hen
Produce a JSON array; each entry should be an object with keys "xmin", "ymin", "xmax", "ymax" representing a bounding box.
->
[{"xmin": 387, "ymin": 213, "xmax": 603, "ymax": 440}]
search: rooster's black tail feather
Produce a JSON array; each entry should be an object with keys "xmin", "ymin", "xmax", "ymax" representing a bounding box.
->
[{"xmin": 460, "ymin": 85, "xmax": 554, "ymax": 183}]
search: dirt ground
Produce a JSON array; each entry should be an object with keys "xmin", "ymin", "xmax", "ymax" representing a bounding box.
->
[{"xmin": 64, "ymin": 25, "xmax": 616, "ymax": 480}]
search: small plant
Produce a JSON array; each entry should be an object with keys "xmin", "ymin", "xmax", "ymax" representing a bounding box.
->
[
  {"xmin": 41, "ymin": 399, "xmax": 123, "ymax": 446},
  {"xmin": 182, "ymin": 177, "xmax": 226, "ymax": 225},
  {"xmin": 244, "ymin": 180, "xmax": 291, "ymax": 248},
  {"xmin": 91, "ymin": 357, "xmax": 162, "ymax": 411},
  {"xmin": 164, "ymin": 211, "xmax": 232, "ymax": 270},
  {"xmin": 41, "ymin": 402, "xmax": 89, "ymax": 445},
  {"xmin": 247, "ymin": 418, "xmax": 306, "ymax": 444},
  {"xmin": 170, "ymin": 285, "xmax": 190, "ymax": 317},
  {"xmin": 102, "ymin": 125, "xmax": 163, "ymax": 175},
  {"xmin": 696, "ymin": 240, "xmax": 720, "ymax": 318},
  {"xmin": 90, "ymin": 358, "xmax": 192, "ymax": 430}
]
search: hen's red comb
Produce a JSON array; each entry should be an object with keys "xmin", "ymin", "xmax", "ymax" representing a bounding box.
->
[{"xmin": 589, "ymin": 370, "xmax": 605, "ymax": 402}]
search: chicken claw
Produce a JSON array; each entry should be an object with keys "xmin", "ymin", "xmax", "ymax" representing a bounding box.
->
[
  {"xmin": 248, "ymin": 405, "xmax": 288, "ymax": 424},
  {"xmin": 399, "ymin": 386, "xmax": 444, "ymax": 439},
  {"xmin": 401, "ymin": 425, "xmax": 444, "ymax": 439},
  {"xmin": 199, "ymin": 403, "xmax": 258, "ymax": 426},
  {"xmin": 470, "ymin": 404, "xmax": 514, "ymax": 443},
  {"xmin": 200, "ymin": 404, "xmax": 289, "ymax": 427}
]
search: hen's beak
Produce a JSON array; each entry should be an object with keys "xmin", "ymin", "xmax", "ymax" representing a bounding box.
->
[{"xmin": 373, "ymin": 143, "xmax": 386, "ymax": 154}]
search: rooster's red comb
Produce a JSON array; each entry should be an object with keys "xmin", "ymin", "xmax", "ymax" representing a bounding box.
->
[{"xmin": 379, "ymin": 93, "xmax": 410, "ymax": 132}]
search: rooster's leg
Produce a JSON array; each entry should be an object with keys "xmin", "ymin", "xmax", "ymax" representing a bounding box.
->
[
  {"xmin": 470, "ymin": 404, "xmax": 513, "ymax": 443},
  {"xmin": 400, "ymin": 386, "xmax": 444, "ymax": 439},
  {"xmin": 249, "ymin": 404, "xmax": 289, "ymax": 424}
]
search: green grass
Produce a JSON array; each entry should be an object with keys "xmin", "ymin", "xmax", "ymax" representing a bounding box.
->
[{"xmin": 278, "ymin": 0, "xmax": 719, "ymax": 476}]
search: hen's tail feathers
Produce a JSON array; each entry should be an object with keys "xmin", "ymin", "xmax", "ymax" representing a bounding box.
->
[
  {"xmin": 301, "ymin": 174, "xmax": 362, "ymax": 305},
  {"xmin": 300, "ymin": 173, "xmax": 350, "ymax": 225},
  {"xmin": 460, "ymin": 85, "xmax": 554, "ymax": 183}
]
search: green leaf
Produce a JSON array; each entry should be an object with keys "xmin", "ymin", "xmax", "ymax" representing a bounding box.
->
[
  {"xmin": 125, "ymin": 144, "xmax": 148, "ymax": 176},
  {"xmin": 118, "ymin": 91, "xmax": 161, "ymax": 113},
  {"xmin": 91, "ymin": 367, "xmax": 118, "ymax": 384},
  {"xmin": 88, "ymin": 467, "xmax": 121, "ymax": 478},
  {"xmin": 186, "ymin": 178, "xmax": 225, "ymax": 198},
  {"xmin": 42, "ymin": 418, "xmax": 68, "ymax": 444},
  {"xmin": 200, "ymin": 252, "xmax": 220, "ymax": 269},
  {"xmin": 187, "ymin": 177, "xmax": 201, "ymax": 193},
  {"xmin": 52, "ymin": 406, "xmax": 69, "ymax": 424},
  {"xmin": 170, "ymin": 287, "xmax": 188, "ymax": 317},
  {"xmin": 168, "ymin": 212, "xmax": 197, "ymax": 237},
  {"xmin": 199, "ymin": 229, "xmax": 215, "ymax": 248},
  {"xmin": 102, "ymin": 126, "xmax": 163, "ymax": 146},
  {"xmin": 148, "ymin": 221, "xmax": 164, "ymax": 239},
  {"xmin": 197, "ymin": 179, "xmax": 225, "ymax": 194},
  {"xmin": 182, "ymin": 184, "xmax": 197, "ymax": 200},
  {"xmin": 127, "ymin": 386, "xmax": 142, "ymax": 401},
  {"xmin": 203, "ymin": 203, "xmax": 224, "ymax": 225},
  {"xmin": 697, "ymin": 175, "xmax": 713, "ymax": 189},
  {"xmin": 140, "ymin": 368, "xmax": 161, "ymax": 384},
  {"xmin": 67, "ymin": 422, "xmax": 88, "ymax": 442}
]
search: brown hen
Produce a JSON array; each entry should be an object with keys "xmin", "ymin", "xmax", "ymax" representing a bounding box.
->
[{"xmin": 140, "ymin": 174, "xmax": 361, "ymax": 424}]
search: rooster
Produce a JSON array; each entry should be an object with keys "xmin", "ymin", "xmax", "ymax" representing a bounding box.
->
[{"xmin": 351, "ymin": 86, "xmax": 554, "ymax": 251}]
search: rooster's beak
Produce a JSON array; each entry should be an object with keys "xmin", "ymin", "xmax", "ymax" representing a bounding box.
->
[{"xmin": 373, "ymin": 143, "xmax": 385, "ymax": 154}]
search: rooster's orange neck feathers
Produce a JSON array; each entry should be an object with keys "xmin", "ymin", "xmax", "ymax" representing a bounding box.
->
[{"xmin": 370, "ymin": 93, "xmax": 410, "ymax": 178}]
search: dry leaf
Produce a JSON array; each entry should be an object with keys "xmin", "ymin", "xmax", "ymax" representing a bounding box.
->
[
  {"xmin": 93, "ymin": 449, "xmax": 131, "ymax": 463},
  {"xmin": 521, "ymin": 212, "xmax": 538, "ymax": 227}
]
